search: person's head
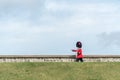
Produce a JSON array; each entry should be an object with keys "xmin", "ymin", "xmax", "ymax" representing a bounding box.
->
[{"xmin": 76, "ymin": 41, "xmax": 82, "ymax": 48}]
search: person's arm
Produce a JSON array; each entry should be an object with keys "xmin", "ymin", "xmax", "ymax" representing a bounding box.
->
[{"xmin": 72, "ymin": 49, "xmax": 77, "ymax": 52}]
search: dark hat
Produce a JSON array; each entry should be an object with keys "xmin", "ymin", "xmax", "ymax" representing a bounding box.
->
[{"xmin": 76, "ymin": 41, "xmax": 82, "ymax": 48}]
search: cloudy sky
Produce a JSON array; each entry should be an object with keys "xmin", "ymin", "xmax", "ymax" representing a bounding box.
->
[{"xmin": 0, "ymin": 0, "xmax": 120, "ymax": 55}]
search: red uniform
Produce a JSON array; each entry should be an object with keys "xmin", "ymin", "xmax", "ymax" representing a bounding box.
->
[
  {"xmin": 72, "ymin": 41, "xmax": 83, "ymax": 62},
  {"xmin": 72, "ymin": 48, "xmax": 83, "ymax": 58}
]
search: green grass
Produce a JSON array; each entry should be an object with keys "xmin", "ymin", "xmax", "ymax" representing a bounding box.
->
[{"xmin": 0, "ymin": 62, "xmax": 120, "ymax": 80}]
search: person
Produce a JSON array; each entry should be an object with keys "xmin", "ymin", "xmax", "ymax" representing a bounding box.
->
[{"xmin": 72, "ymin": 41, "xmax": 83, "ymax": 62}]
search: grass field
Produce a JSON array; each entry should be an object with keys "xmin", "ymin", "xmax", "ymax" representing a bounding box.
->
[{"xmin": 0, "ymin": 62, "xmax": 120, "ymax": 80}]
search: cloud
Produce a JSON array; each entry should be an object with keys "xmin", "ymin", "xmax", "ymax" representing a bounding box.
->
[
  {"xmin": 0, "ymin": 0, "xmax": 120, "ymax": 54},
  {"xmin": 0, "ymin": 19, "xmax": 56, "ymax": 38},
  {"xmin": 0, "ymin": 0, "xmax": 40, "ymax": 5},
  {"xmin": 97, "ymin": 31, "xmax": 120, "ymax": 54},
  {"xmin": 98, "ymin": 32, "xmax": 120, "ymax": 46},
  {"xmin": 0, "ymin": 18, "xmax": 58, "ymax": 54}
]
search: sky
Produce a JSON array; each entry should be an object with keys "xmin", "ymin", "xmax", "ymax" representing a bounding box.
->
[{"xmin": 0, "ymin": 0, "xmax": 120, "ymax": 55}]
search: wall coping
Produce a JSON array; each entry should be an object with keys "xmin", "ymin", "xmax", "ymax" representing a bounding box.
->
[{"xmin": 0, "ymin": 55, "xmax": 120, "ymax": 58}]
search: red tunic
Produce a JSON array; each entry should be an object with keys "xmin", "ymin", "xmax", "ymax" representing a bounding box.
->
[{"xmin": 72, "ymin": 48, "xmax": 83, "ymax": 58}]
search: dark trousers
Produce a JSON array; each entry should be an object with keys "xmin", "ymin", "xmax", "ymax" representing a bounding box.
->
[{"xmin": 76, "ymin": 58, "xmax": 83, "ymax": 62}]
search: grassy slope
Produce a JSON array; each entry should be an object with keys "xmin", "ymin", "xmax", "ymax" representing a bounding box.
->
[{"xmin": 0, "ymin": 62, "xmax": 120, "ymax": 80}]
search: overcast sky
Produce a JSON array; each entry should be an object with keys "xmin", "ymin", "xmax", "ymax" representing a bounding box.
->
[{"xmin": 0, "ymin": 0, "xmax": 120, "ymax": 55}]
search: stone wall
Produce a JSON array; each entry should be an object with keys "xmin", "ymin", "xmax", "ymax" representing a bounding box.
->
[
  {"xmin": 0, "ymin": 55, "xmax": 120, "ymax": 62},
  {"xmin": 84, "ymin": 55, "xmax": 120, "ymax": 62}
]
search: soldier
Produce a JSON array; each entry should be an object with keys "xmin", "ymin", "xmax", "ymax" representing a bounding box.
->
[{"xmin": 72, "ymin": 41, "xmax": 83, "ymax": 62}]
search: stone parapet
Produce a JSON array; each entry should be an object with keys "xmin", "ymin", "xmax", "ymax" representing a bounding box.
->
[{"xmin": 0, "ymin": 55, "xmax": 120, "ymax": 62}]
